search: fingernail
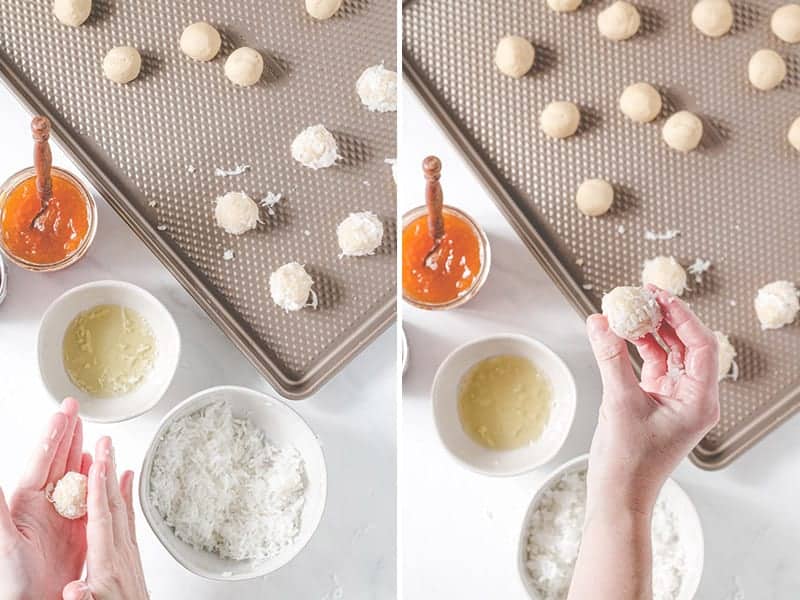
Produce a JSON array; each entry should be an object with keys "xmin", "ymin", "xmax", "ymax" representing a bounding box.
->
[{"xmin": 96, "ymin": 461, "xmax": 107, "ymax": 480}]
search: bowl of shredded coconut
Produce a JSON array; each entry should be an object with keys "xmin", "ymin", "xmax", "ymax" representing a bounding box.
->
[
  {"xmin": 139, "ymin": 386, "xmax": 327, "ymax": 580},
  {"xmin": 518, "ymin": 455, "xmax": 704, "ymax": 600}
]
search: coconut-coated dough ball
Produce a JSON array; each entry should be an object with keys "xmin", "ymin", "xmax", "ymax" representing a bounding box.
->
[
  {"xmin": 306, "ymin": 0, "xmax": 343, "ymax": 20},
  {"xmin": 602, "ymin": 286, "xmax": 663, "ymax": 341},
  {"xmin": 102, "ymin": 46, "xmax": 142, "ymax": 84},
  {"xmin": 642, "ymin": 256, "xmax": 688, "ymax": 297},
  {"xmin": 662, "ymin": 111, "xmax": 703, "ymax": 152},
  {"xmin": 180, "ymin": 22, "xmax": 221, "ymax": 62},
  {"xmin": 291, "ymin": 125, "xmax": 338, "ymax": 169},
  {"xmin": 270, "ymin": 262, "xmax": 315, "ymax": 312},
  {"xmin": 50, "ymin": 472, "xmax": 88, "ymax": 519},
  {"xmin": 224, "ymin": 47, "xmax": 263, "ymax": 87},
  {"xmin": 771, "ymin": 4, "xmax": 800, "ymax": 43},
  {"xmin": 575, "ymin": 179, "xmax": 614, "ymax": 216},
  {"xmin": 547, "ymin": 0, "xmax": 582, "ymax": 12},
  {"xmin": 495, "ymin": 36, "xmax": 536, "ymax": 79},
  {"xmin": 754, "ymin": 280, "xmax": 799, "ymax": 329},
  {"xmin": 215, "ymin": 191, "xmax": 259, "ymax": 235},
  {"xmin": 714, "ymin": 331, "xmax": 737, "ymax": 381},
  {"xmin": 619, "ymin": 82, "xmax": 662, "ymax": 123},
  {"xmin": 748, "ymin": 49, "xmax": 786, "ymax": 90},
  {"xmin": 597, "ymin": 1, "xmax": 641, "ymax": 41},
  {"xmin": 54, "ymin": 0, "xmax": 91, "ymax": 27},
  {"xmin": 691, "ymin": 0, "xmax": 734, "ymax": 37},
  {"xmin": 540, "ymin": 101, "xmax": 581, "ymax": 139},
  {"xmin": 788, "ymin": 116, "xmax": 800, "ymax": 151},
  {"xmin": 356, "ymin": 65, "xmax": 397, "ymax": 112},
  {"xmin": 337, "ymin": 212, "xmax": 384, "ymax": 256}
]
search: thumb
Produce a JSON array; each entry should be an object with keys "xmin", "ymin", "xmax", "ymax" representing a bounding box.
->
[
  {"xmin": 63, "ymin": 581, "xmax": 95, "ymax": 600},
  {"xmin": 586, "ymin": 314, "xmax": 637, "ymax": 391},
  {"xmin": 0, "ymin": 486, "xmax": 17, "ymax": 540}
]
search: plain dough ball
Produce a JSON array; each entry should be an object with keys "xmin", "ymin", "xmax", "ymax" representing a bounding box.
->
[
  {"xmin": 495, "ymin": 36, "xmax": 535, "ymax": 79},
  {"xmin": 691, "ymin": 0, "xmax": 734, "ymax": 37},
  {"xmin": 291, "ymin": 125, "xmax": 338, "ymax": 169},
  {"xmin": 714, "ymin": 331, "xmax": 737, "ymax": 381},
  {"xmin": 575, "ymin": 179, "xmax": 614, "ymax": 216},
  {"xmin": 662, "ymin": 111, "xmax": 703, "ymax": 152},
  {"xmin": 754, "ymin": 280, "xmax": 799, "ymax": 329},
  {"xmin": 53, "ymin": 0, "xmax": 91, "ymax": 27},
  {"xmin": 224, "ymin": 47, "xmax": 263, "ymax": 86},
  {"xmin": 619, "ymin": 82, "xmax": 662, "ymax": 123},
  {"xmin": 180, "ymin": 22, "xmax": 221, "ymax": 62},
  {"xmin": 771, "ymin": 4, "xmax": 800, "ymax": 43},
  {"xmin": 748, "ymin": 49, "xmax": 786, "ymax": 90},
  {"xmin": 215, "ymin": 191, "xmax": 259, "ymax": 235},
  {"xmin": 337, "ymin": 212, "xmax": 384, "ymax": 256},
  {"xmin": 356, "ymin": 65, "xmax": 397, "ymax": 112},
  {"xmin": 270, "ymin": 263, "xmax": 315, "ymax": 312},
  {"xmin": 540, "ymin": 101, "xmax": 581, "ymax": 139},
  {"xmin": 788, "ymin": 116, "xmax": 800, "ymax": 151},
  {"xmin": 642, "ymin": 256, "xmax": 687, "ymax": 296},
  {"xmin": 547, "ymin": 0, "xmax": 582, "ymax": 12},
  {"xmin": 306, "ymin": 0, "xmax": 343, "ymax": 20},
  {"xmin": 602, "ymin": 286, "xmax": 662, "ymax": 340},
  {"xmin": 50, "ymin": 472, "xmax": 88, "ymax": 519},
  {"xmin": 102, "ymin": 46, "xmax": 142, "ymax": 84},
  {"xmin": 597, "ymin": 1, "xmax": 641, "ymax": 41}
]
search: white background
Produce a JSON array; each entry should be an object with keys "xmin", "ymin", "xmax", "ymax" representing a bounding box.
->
[
  {"xmin": 399, "ymin": 82, "xmax": 800, "ymax": 600},
  {"xmin": 0, "ymin": 85, "xmax": 396, "ymax": 599}
]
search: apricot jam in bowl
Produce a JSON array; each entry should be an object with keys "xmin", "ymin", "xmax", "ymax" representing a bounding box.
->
[
  {"xmin": 0, "ymin": 167, "xmax": 97, "ymax": 272},
  {"xmin": 402, "ymin": 205, "xmax": 491, "ymax": 310}
]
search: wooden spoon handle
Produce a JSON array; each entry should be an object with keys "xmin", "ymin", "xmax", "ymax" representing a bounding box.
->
[
  {"xmin": 423, "ymin": 155, "xmax": 444, "ymax": 242},
  {"xmin": 31, "ymin": 116, "xmax": 52, "ymax": 205}
]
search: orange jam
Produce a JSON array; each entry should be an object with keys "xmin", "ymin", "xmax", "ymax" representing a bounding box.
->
[
  {"xmin": 402, "ymin": 211, "xmax": 482, "ymax": 305},
  {"xmin": 1, "ymin": 173, "xmax": 90, "ymax": 265}
]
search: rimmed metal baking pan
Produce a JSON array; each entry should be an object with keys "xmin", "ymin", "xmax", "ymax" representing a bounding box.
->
[
  {"xmin": 404, "ymin": 0, "xmax": 800, "ymax": 468},
  {"xmin": 0, "ymin": 0, "xmax": 396, "ymax": 399}
]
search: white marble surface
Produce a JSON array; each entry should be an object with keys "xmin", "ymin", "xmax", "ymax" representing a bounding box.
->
[
  {"xmin": 0, "ymin": 85, "xmax": 396, "ymax": 599},
  {"xmin": 400, "ymin": 83, "xmax": 800, "ymax": 600}
]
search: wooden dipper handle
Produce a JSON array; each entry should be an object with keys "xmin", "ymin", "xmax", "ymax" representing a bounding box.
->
[
  {"xmin": 31, "ymin": 116, "xmax": 52, "ymax": 206},
  {"xmin": 423, "ymin": 155, "xmax": 444, "ymax": 242}
]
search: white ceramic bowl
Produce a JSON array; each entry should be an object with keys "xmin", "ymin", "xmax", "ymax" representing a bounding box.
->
[
  {"xmin": 517, "ymin": 455, "xmax": 704, "ymax": 600},
  {"xmin": 431, "ymin": 334, "xmax": 576, "ymax": 476},
  {"xmin": 139, "ymin": 385, "xmax": 328, "ymax": 581},
  {"xmin": 37, "ymin": 280, "xmax": 180, "ymax": 423}
]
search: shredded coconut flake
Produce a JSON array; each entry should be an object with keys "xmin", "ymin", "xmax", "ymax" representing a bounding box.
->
[
  {"xmin": 645, "ymin": 229, "xmax": 681, "ymax": 241},
  {"xmin": 156, "ymin": 224, "xmax": 168, "ymax": 231},
  {"xmin": 687, "ymin": 258, "xmax": 712, "ymax": 283},
  {"xmin": 149, "ymin": 401, "xmax": 306, "ymax": 562},
  {"xmin": 187, "ymin": 165, "xmax": 196, "ymax": 174},
  {"xmin": 223, "ymin": 249, "xmax": 235, "ymax": 261},
  {"xmin": 215, "ymin": 164, "xmax": 251, "ymax": 177},
  {"xmin": 259, "ymin": 192, "xmax": 283, "ymax": 216},
  {"xmin": 617, "ymin": 225, "xmax": 626, "ymax": 235}
]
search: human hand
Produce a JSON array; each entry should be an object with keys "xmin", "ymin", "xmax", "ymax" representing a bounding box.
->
[
  {"xmin": 585, "ymin": 286, "xmax": 720, "ymax": 515},
  {"xmin": 0, "ymin": 398, "xmax": 90, "ymax": 600},
  {"xmin": 62, "ymin": 437, "xmax": 148, "ymax": 600}
]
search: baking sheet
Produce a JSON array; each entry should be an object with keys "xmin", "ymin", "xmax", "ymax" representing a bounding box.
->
[
  {"xmin": 403, "ymin": 0, "xmax": 800, "ymax": 468},
  {"xmin": 0, "ymin": 0, "xmax": 397, "ymax": 399}
]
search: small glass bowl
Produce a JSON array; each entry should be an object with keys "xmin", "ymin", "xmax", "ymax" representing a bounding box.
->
[
  {"xmin": 0, "ymin": 167, "xmax": 97, "ymax": 272},
  {"xmin": 402, "ymin": 205, "xmax": 491, "ymax": 310}
]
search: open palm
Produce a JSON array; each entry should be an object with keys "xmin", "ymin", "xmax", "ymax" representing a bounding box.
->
[{"xmin": 0, "ymin": 399, "xmax": 91, "ymax": 600}]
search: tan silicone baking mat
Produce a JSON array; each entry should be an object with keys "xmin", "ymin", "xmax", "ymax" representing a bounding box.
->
[
  {"xmin": 403, "ymin": 0, "xmax": 800, "ymax": 469},
  {"xmin": 0, "ymin": 0, "xmax": 397, "ymax": 399}
]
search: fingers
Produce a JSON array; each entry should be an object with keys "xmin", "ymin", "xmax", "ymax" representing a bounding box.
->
[
  {"xmin": 62, "ymin": 581, "xmax": 94, "ymax": 600},
  {"xmin": 656, "ymin": 322, "xmax": 686, "ymax": 365},
  {"xmin": 119, "ymin": 470, "xmax": 137, "ymax": 543},
  {"xmin": 96, "ymin": 437, "xmax": 129, "ymax": 545},
  {"xmin": 0, "ymin": 487, "xmax": 17, "ymax": 540},
  {"xmin": 586, "ymin": 314, "xmax": 637, "ymax": 390},
  {"xmin": 49, "ymin": 398, "xmax": 80, "ymax": 483},
  {"xmin": 20, "ymin": 411, "xmax": 68, "ymax": 490},
  {"xmin": 633, "ymin": 334, "xmax": 667, "ymax": 383},
  {"xmin": 86, "ymin": 460, "xmax": 113, "ymax": 565},
  {"xmin": 66, "ymin": 416, "xmax": 84, "ymax": 475},
  {"xmin": 80, "ymin": 453, "xmax": 93, "ymax": 477},
  {"xmin": 652, "ymin": 289, "xmax": 718, "ymax": 383}
]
